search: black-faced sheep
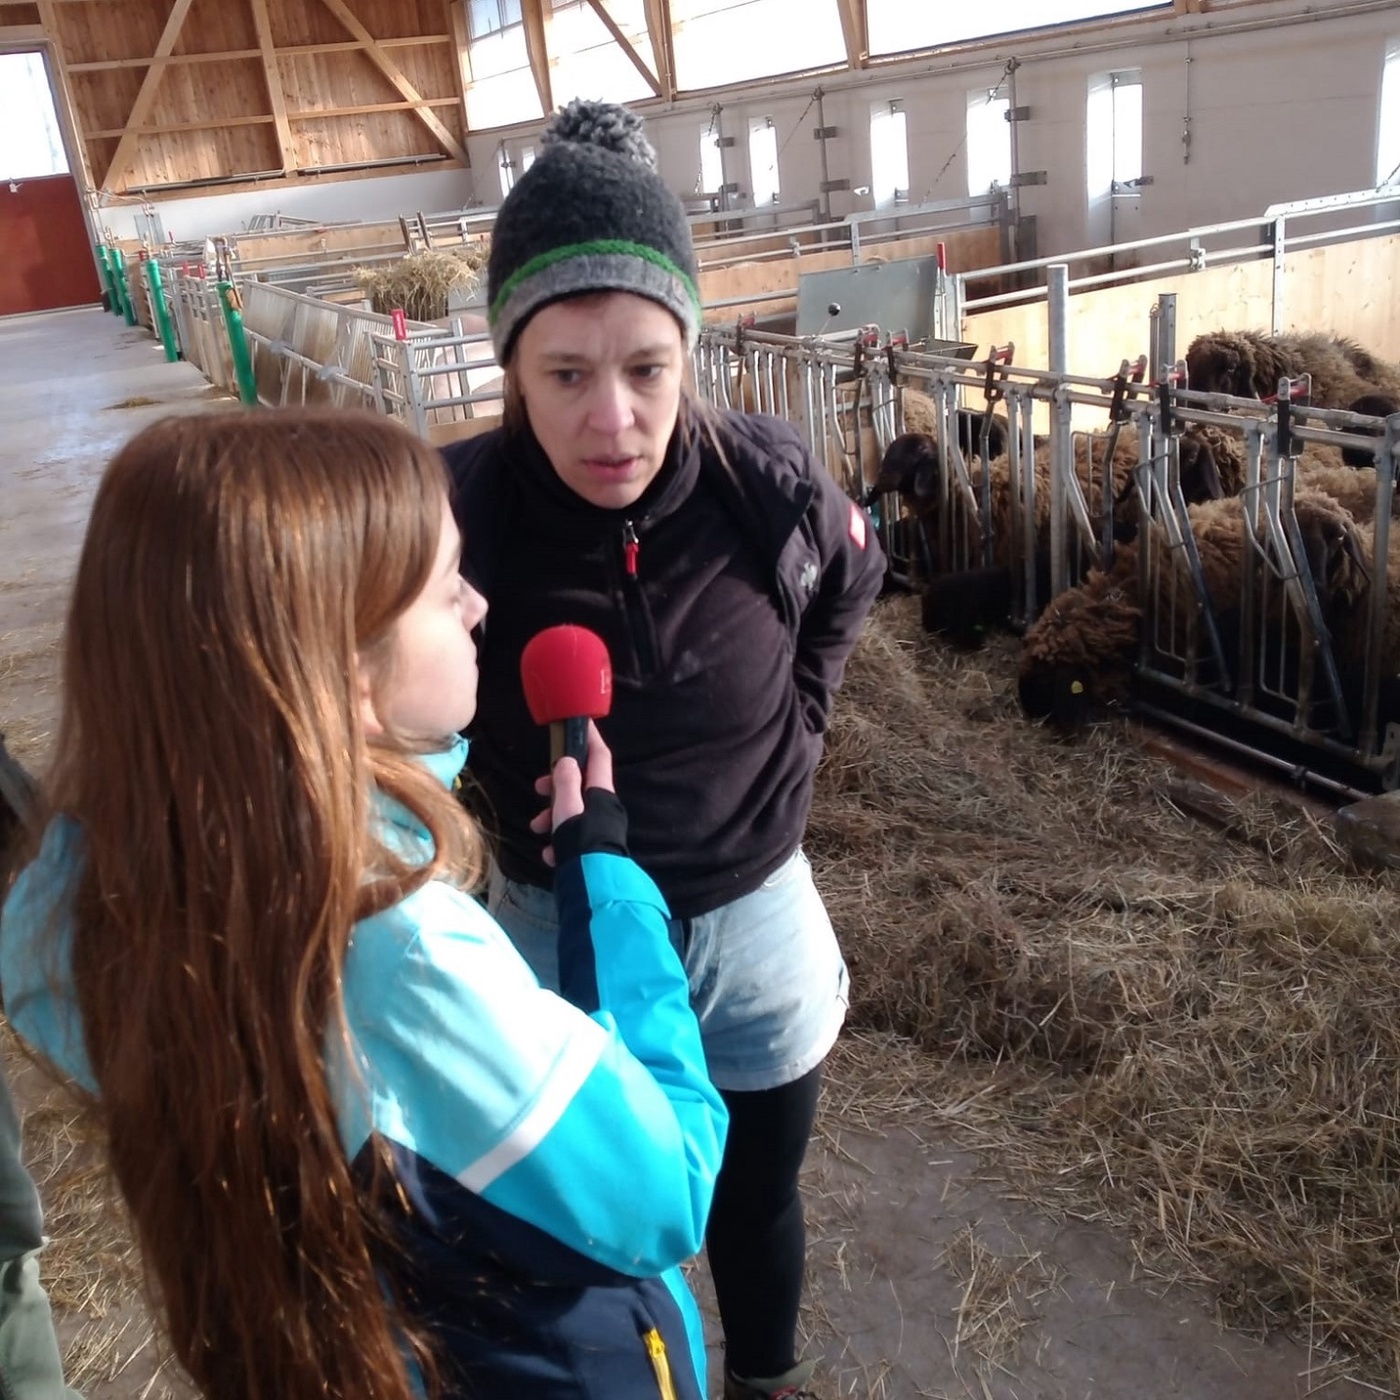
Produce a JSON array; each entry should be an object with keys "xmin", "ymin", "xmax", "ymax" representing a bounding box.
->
[
  {"xmin": 1184, "ymin": 331, "xmax": 1400, "ymax": 408},
  {"xmin": 1016, "ymin": 486, "xmax": 1368, "ymax": 730},
  {"xmin": 1341, "ymin": 392, "xmax": 1400, "ymax": 469},
  {"xmin": 900, "ymin": 386, "xmax": 1010, "ymax": 463},
  {"xmin": 885, "ymin": 424, "xmax": 1228, "ymax": 646}
]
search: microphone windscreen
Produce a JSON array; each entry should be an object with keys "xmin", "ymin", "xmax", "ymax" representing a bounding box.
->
[{"xmin": 520, "ymin": 625, "xmax": 613, "ymax": 725}]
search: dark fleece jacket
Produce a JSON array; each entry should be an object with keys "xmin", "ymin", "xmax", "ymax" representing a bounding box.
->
[{"xmin": 445, "ymin": 409, "xmax": 885, "ymax": 919}]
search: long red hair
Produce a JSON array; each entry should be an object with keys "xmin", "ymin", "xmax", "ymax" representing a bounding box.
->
[{"xmin": 45, "ymin": 408, "xmax": 484, "ymax": 1400}]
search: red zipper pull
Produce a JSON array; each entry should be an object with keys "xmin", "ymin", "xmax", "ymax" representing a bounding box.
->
[{"xmin": 622, "ymin": 520, "xmax": 640, "ymax": 578}]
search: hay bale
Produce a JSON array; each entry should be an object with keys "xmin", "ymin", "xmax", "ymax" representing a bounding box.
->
[
  {"xmin": 813, "ymin": 595, "xmax": 1400, "ymax": 1387},
  {"xmin": 353, "ymin": 247, "xmax": 487, "ymax": 324}
]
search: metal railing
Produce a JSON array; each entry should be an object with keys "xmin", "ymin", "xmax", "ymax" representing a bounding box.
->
[{"xmin": 694, "ymin": 312, "xmax": 1400, "ymax": 793}]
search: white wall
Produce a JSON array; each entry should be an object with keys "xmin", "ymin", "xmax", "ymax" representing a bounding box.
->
[
  {"xmin": 475, "ymin": 0, "xmax": 1395, "ymax": 259},
  {"xmin": 98, "ymin": 165, "xmax": 480, "ymax": 244}
]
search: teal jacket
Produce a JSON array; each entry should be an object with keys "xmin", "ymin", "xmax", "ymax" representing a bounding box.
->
[{"xmin": 0, "ymin": 740, "xmax": 727, "ymax": 1398}]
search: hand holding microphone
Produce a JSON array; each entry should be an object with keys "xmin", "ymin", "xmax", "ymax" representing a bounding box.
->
[
  {"xmin": 520, "ymin": 625, "xmax": 612, "ymax": 769},
  {"xmin": 521, "ymin": 626, "xmax": 626, "ymax": 866}
]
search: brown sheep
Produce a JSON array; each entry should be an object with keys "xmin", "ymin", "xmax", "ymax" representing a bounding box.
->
[
  {"xmin": 893, "ymin": 424, "xmax": 1226, "ymax": 646},
  {"xmin": 1173, "ymin": 422, "xmax": 1392, "ymax": 523},
  {"xmin": 1016, "ymin": 485, "xmax": 1366, "ymax": 728},
  {"xmin": 1184, "ymin": 330, "xmax": 1400, "ymax": 408}
]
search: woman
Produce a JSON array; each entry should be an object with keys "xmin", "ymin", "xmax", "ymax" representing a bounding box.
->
[
  {"xmin": 446, "ymin": 101, "xmax": 885, "ymax": 1400},
  {"xmin": 1, "ymin": 409, "xmax": 727, "ymax": 1400}
]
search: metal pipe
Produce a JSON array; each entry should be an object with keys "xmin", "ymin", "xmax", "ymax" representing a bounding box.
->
[
  {"xmin": 1047, "ymin": 264, "xmax": 1069, "ymax": 374},
  {"xmin": 110, "ymin": 248, "xmax": 137, "ymax": 326},
  {"xmin": 144, "ymin": 257, "xmax": 180, "ymax": 363},
  {"xmin": 217, "ymin": 280, "xmax": 259, "ymax": 406}
]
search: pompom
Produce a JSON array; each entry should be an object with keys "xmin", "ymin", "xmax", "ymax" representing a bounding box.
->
[{"xmin": 542, "ymin": 99, "xmax": 657, "ymax": 170}]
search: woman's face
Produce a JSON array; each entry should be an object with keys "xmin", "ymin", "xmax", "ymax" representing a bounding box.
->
[
  {"xmin": 362, "ymin": 495, "xmax": 488, "ymax": 744},
  {"xmin": 512, "ymin": 292, "xmax": 686, "ymax": 511}
]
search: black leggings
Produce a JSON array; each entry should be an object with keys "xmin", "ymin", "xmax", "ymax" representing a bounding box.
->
[{"xmin": 704, "ymin": 1064, "xmax": 823, "ymax": 1379}]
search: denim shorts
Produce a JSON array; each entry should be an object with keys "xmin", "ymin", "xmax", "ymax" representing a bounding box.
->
[{"xmin": 487, "ymin": 848, "xmax": 849, "ymax": 1092}]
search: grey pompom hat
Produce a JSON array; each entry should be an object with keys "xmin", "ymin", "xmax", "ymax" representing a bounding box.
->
[{"xmin": 486, "ymin": 99, "xmax": 702, "ymax": 361}]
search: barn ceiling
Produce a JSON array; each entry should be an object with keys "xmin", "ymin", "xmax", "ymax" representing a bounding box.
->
[{"xmin": 3, "ymin": 0, "xmax": 1234, "ymax": 201}]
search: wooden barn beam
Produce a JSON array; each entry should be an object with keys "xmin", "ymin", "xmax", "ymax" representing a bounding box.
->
[
  {"xmin": 583, "ymin": 0, "xmax": 661, "ymax": 98},
  {"xmin": 834, "ymin": 0, "xmax": 868, "ymax": 70},
  {"xmin": 520, "ymin": 0, "xmax": 554, "ymax": 118},
  {"xmin": 248, "ymin": 0, "xmax": 295, "ymax": 173},
  {"xmin": 316, "ymin": 0, "xmax": 471, "ymax": 165},
  {"xmin": 34, "ymin": 0, "xmax": 98, "ymax": 195},
  {"xmin": 641, "ymin": 0, "xmax": 676, "ymax": 102},
  {"xmin": 447, "ymin": 0, "xmax": 475, "ymax": 128},
  {"xmin": 66, "ymin": 38, "xmax": 452, "ymax": 71},
  {"xmin": 102, "ymin": 0, "xmax": 198, "ymax": 193}
]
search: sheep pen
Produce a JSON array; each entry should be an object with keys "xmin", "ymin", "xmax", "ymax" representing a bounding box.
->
[{"xmin": 8, "ymin": 599, "xmax": 1400, "ymax": 1396}]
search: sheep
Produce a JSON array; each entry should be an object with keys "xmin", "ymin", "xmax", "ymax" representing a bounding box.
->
[
  {"xmin": 874, "ymin": 421, "xmax": 1230, "ymax": 647},
  {"xmin": 1016, "ymin": 485, "xmax": 1368, "ymax": 730},
  {"xmin": 900, "ymin": 386, "xmax": 1010, "ymax": 463},
  {"xmin": 1340, "ymin": 392, "xmax": 1400, "ymax": 469},
  {"xmin": 1174, "ymin": 421, "xmax": 1394, "ymax": 523},
  {"xmin": 1184, "ymin": 330, "xmax": 1400, "ymax": 408}
]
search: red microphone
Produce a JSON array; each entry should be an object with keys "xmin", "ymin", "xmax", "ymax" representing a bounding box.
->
[{"xmin": 520, "ymin": 625, "xmax": 613, "ymax": 768}]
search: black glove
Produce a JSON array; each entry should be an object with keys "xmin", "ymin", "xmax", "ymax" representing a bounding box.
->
[{"xmin": 551, "ymin": 789, "xmax": 630, "ymax": 866}]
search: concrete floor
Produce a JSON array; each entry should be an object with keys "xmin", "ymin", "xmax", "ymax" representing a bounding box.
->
[
  {"xmin": 0, "ymin": 307, "xmax": 231, "ymax": 766},
  {"xmin": 0, "ymin": 308, "xmax": 1386, "ymax": 1399}
]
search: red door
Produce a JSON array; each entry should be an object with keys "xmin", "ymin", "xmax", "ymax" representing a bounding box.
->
[{"xmin": 0, "ymin": 174, "xmax": 102, "ymax": 316}]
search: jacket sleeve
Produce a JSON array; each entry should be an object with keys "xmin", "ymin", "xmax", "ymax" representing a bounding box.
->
[
  {"xmin": 791, "ymin": 443, "xmax": 886, "ymax": 734},
  {"xmin": 0, "ymin": 1072, "xmax": 81, "ymax": 1400},
  {"xmin": 339, "ymin": 865, "xmax": 727, "ymax": 1281}
]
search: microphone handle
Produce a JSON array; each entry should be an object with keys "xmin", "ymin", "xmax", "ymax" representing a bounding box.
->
[{"xmin": 548, "ymin": 716, "xmax": 590, "ymax": 768}]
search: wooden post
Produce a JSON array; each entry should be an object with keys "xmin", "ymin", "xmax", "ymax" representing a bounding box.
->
[{"xmin": 248, "ymin": 0, "xmax": 296, "ymax": 174}]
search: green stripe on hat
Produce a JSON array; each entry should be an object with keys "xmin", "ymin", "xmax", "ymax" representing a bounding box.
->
[{"xmin": 489, "ymin": 238, "xmax": 702, "ymax": 326}]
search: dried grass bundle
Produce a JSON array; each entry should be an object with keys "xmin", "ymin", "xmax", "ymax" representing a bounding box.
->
[
  {"xmin": 813, "ymin": 595, "xmax": 1400, "ymax": 1388},
  {"xmin": 353, "ymin": 246, "xmax": 487, "ymax": 324}
]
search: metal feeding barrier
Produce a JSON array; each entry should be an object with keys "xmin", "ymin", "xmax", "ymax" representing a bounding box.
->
[
  {"xmin": 369, "ymin": 319, "xmax": 505, "ymax": 436},
  {"xmin": 694, "ymin": 315, "xmax": 1400, "ymax": 795}
]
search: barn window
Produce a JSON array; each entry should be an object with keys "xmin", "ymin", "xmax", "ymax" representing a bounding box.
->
[
  {"xmin": 462, "ymin": 0, "xmax": 542, "ymax": 130},
  {"xmin": 670, "ymin": 0, "xmax": 846, "ymax": 91},
  {"xmin": 870, "ymin": 100, "xmax": 909, "ymax": 208},
  {"xmin": 966, "ymin": 88, "xmax": 1011, "ymax": 197},
  {"xmin": 867, "ymin": 0, "xmax": 1168, "ymax": 58},
  {"xmin": 548, "ymin": 0, "xmax": 656, "ymax": 107},
  {"xmin": 700, "ymin": 122, "xmax": 725, "ymax": 195},
  {"xmin": 0, "ymin": 52, "xmax": 69, "ymax": 180},
  {"xmin": 1087, "ymin": 69, "xmax": 1144, "ymax": 199},
  {"xmin": 1378, "ymin": 39, "xmax": 1400, "ymax": 188},
  {"xmin": 468, "ymin": 0, "xmax": 523, "ymax": 41},
  {"xmin": 749, "ymin": 116, "xmax": 780, "ymax": 205}
]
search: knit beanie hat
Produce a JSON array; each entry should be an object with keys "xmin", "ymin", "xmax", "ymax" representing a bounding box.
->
[{"xmin": 487, "ymin": 99, "xmax": 701, "ymax": 361}]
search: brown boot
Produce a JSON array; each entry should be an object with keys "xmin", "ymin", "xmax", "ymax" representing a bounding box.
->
[{"xmin": 722, "ymin": 1358, "xmax": 819, "ymax": 1399}]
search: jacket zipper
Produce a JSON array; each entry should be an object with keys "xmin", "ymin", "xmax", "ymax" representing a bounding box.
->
[
  {"xmin": 643, "ymin": 1327, "xmax": 679, "ymax": 1400},
  {"xmin": 620, "ymin": 519, "xmax": 658, "ymax": 674}
]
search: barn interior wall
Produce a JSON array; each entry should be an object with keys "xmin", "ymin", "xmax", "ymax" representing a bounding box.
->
[
  {"xmin": 62, "ymin": 1, "xmax": 1400, "ymax": 260},
  {"xmin": 110, "ymin": 166, "xmax": 473, "ymax": 242},
  {"xmin": 483, "ymin": 0, "xmax": 1396, "ymax": 263}
]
